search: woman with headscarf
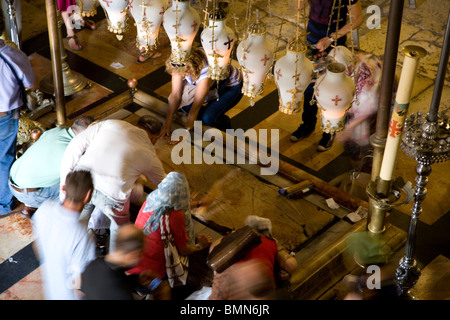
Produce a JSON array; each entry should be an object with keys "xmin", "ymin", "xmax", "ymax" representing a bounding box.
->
[{"xmin": 127, "ymin": 172, "xmax": 212, "ymax": 283}]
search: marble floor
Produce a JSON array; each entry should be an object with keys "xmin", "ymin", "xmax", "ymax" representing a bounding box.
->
[{"xmin": 0, "ymin": 0, "xmax": 449, "ymax": 301}]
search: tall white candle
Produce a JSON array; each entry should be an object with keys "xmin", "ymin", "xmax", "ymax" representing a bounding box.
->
[{"xmin": 379, "ymin": 45, "xmax": 427, "ymax": 182}]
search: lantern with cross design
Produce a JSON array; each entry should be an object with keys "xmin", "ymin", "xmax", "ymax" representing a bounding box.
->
[
  {"xmin": 314, "ymin": 62, "xmax": 355, "ymax": 133},
  {"xmin": 236, "ymin": 16, "xmax": 274, "ymax": 103},
  {"xmin": 274, "ymin": 38, "xmax": 313, "ymax": 115},
  {"xmin": 75, "ymin": 0, "xmax": 99, "ymax": 17},
  {"xmin": 99, "ymin": 0, "xmax": 130, "ymax": 40},
  {"xmin": 163, "ymin": 0, "xmax": 200, "ymax": 64},
  {"xmin": 130, "ymin": 0, "xmax": 168, "ymax": 55},
  {"xmin": 200, "ymin": 8, "xmax": 236, "ymax": 80}
]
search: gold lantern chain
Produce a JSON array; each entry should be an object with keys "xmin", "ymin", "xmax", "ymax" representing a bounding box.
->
[
  {"xmin": 328, "ymin": 0, "xmax": 358, "ymax": 106},
  {"xmin": 347, "ymin": 0, "xmax": 355, "ymax": 56},
  {"xmin": 202, "ymin": 0, "xmax": 212, "ymax": 30},
  {"xmin": 325, "ymin": 0, "xmax": 340, "ymax": 57},
  {"xmin": 274, "ymin": 0, "xmax": 288, "ymax": 62},
  {"xmin": 174, "ymin": 0, "xmax": 183, "ymax": 59},
  {"xmin": 347, "ymin": 0, "xmax": 358, "ymax": 107},
  {"xmin": 139, "ymin": 0, "xmax": 153, "ymax": 54},
  {"xmin": 245, "ymin": 0, "xmax": 254, "ymax": 40},
  {"xmin": 230, "ymin": 0, "xmax": 240, "ymax": 42}
]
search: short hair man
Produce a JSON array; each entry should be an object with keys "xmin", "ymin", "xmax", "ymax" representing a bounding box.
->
[
  {"xmin": 80, "ymin": 224, "xmax": 146, "ymax": 299},
  {"xmin": 32, "ymin": 170, "xmax": 97, "ymax": 300},
  {"xmin": 9, "ymin": 116, "xmax": 94, "ymax": 217},
  {"xmin": 60, "ymin": 116, "xmax": 166, "ymax": 252}
]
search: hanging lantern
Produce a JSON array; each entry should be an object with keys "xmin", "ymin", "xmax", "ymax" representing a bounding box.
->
[
  {"xmin": 274, "ymin": 38, "xmax": 314, "ymax": 115},
  {"xmin": 200, "ymin": 8, "xmax": 236, "ymax": 80},
  {"xmin": 76, "ymin": 0, "xmax": 99, "ymax": 17},
  {"xmin": 99, "ymin": 0, "xmax": 130, "ymax": 40},
  {"xmin": 163, "ymin": 0, "xmax": 200, "ymax": 64},
  {"xmin": 130, "ymin": 0, "xmax": 168, "ymax": 54},
  {"xmin": 236, "ymin": 16, "xmax": 274, "ymax": 104},
  {"xmin": 328, "ymin": 45, "xmax": 355, "ymax": 74},
  {"xmin": 314, "ymin": 62, "xmax": 355, "ymax": 133}
]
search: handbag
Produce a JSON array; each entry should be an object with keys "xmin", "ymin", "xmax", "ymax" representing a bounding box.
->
[
  {"xmin": 160, "ymin": 209, "xmax": 189, "ymax": 288},
  {"xmin": 207, "ymin": 226, "xmax": 262, "ymax": 273}
]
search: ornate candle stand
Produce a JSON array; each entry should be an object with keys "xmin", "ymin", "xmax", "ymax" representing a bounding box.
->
[
  {"xmin": 395, "ymin": 8, "xmax": 450, "ymax": 298},
  {"xmin": 395, "ymin": 111, "xmax": 450, "ymax": 297}
]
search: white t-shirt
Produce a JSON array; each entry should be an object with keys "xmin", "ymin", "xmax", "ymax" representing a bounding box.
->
[
  {"xmin": 60, "ymin": 120, "xmax": 166, "ymax": 202},
  {"xmin": 32, "ymin": 200, "xmax": 96, "ymax": 300}
]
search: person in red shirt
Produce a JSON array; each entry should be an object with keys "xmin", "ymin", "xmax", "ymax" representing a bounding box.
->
[
  {"xmin": 208, "ymin": 215, "xmax": 298, "ymax": 300},
  {"xmin": 127, "ymin": 172, "xmax": 212, "ymax": 298}
]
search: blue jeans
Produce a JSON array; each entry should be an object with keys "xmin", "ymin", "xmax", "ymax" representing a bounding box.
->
[
  {"xmin": 80, "ymin": 189, "xmax": 130, "ymax": 252},
  {"xmin": 0, "ymin": 111, "xmax": 18, "ymax": 214},
  {"xmin": 8, "ymin": 180, "xmax": 60, "ymax": 209},
  {"xmin": 300, "ymin": 82, "xmax": 318, "ymax": 130},
  {"xmin": 181, "ymin": 81, "xmax": 243, "ymax": 131}
]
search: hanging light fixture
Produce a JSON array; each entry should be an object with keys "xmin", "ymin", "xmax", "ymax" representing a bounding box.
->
[
  {"xmin": 130, "ymin": 0, "xmax": 168, "ymax": 55},
  {"xmin": 200, "ymin": 2, "xmax": 236, "ymax": 80},
  {"xmin": 99, "ymin": 0, "xmax": 130, "ymax": 40},
  {"xmin": 236, "ymin": 10, "xmax": 274, "ymax": 105},
  {"xmin": 76, "ymin": 0, "xmax": 99, "ymax": 18},
  {"xmin": 275, "ymin": 39, "xmax": 314, "ymax": 115},
  {"xmin": 274, "ymin": 0, "xmax": 313, "ymax": 115},
  {"xmin": 314, "ymin": 62, "xmax": 355, "ymax": 133},
  {"xmin": 163, "ymin": 0, "xmax": 200, "ymax": 64},
  {"xmin": 313, "ymin": 0, "xmax": 356, "ymax": 133}
]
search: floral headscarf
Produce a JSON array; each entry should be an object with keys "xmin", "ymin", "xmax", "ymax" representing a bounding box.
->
[{"xmin": 142, "ymin": 172, "xmax": 191, "ymax": 235}]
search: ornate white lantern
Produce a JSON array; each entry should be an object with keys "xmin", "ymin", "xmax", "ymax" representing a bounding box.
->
[
  {"xmin": 328, "ymin": 45, "xmax": 355, "ymax": 74},
  {"xmin": 130, "ymin": 0, "xmax": 168, "ymax": 54},
  {"xmin": 200, "ymin": 9, "xmax": 236, "ymax": 80},
  {"xmin": 76, "ymin": 0, "xmax": 99, "ymax": 17},
  {"xmin": 314, "ymin": 62, "xmax": 355, "ymax": 133},
  {"xmin": 274, "ymin": 39, "xmax": 314, "ymax": 115},
  {"xmin": 99, "ymin": 0, "xmax": 130, "ymax": 40},
  {"xmin": 236, "ymin": 18, "xmax": 274, "ymax": 103},
  {"xmin": 163, "ymin": 0, "xmax": 200, "ymax": 64}
]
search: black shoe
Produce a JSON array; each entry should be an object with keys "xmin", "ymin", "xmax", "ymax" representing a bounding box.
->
[
  {"xmin": 290, "ymin": 125, "xmax": 314, "ymax": 142},
  {"xmin": 317, "ymin": 132, "xmax": 335, "ymax": 151}
]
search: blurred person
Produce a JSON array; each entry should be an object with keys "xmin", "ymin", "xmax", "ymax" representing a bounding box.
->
[
  {"xmin": 160, "ymin": 45, "xmax": 243, "ymax": 140},
  {"xmin": 127, "ymin": 172, "xmax": 212, "ymax": 298},
  {"xmin": 209, "ymin": 215, "xmax": 297, "ymax": 300},
  {"xmin": 290, "ymin": 0, "xmax": 364, "ymax": 152},
  {"xmin": 329, "ymin": 45, "xmax": 383, "ymax": 166},
  {"xmin": 32, "ymin": 170, "xmax": 96, "ymax": 300},
  {"xmin": 0, "ymin": 11, "xmax": 34, "ymax": 216},
  {"xmin": 58, "ymin": 0, "xmax": 96, "ymax": 51},
  {"xmin": 342, "ymin": 263, "xmax": 403, "ymax": 300},
  {"xmin": 59, "ymin": 116, "xmax": 166, "ymax": 252},
  {"xmin": 8, "ymin": 116, "xmax": 94, "ymax": 217},
  {"xmin": 79, "ymin": 223, "xmax": 170, "ymax": 300}
]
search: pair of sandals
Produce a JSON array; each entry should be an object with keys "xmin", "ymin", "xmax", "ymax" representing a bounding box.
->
[
  {"xmin": 67, "ymin": 19, "xmax": 97, "ymax": 51},
  {"xmin": 137, "ymin": 50, "xmax": 162, "ymax": 64}
]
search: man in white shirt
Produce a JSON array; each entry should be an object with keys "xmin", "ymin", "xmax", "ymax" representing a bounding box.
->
[
  {"xmin": 32, "ymin": 170, "xmax": 96, "ymax": 300},
  {"xmin": 60, "ymin": 116, "xmax": 167, "ymax": 251}
]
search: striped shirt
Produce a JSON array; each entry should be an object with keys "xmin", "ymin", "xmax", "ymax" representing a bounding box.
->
[
  {"xmin": 307, "ymin": 0, "xmax": 358, "ymax": 46},
  {"xmin": 185, "ymin": 50, "xmax": 242, "ymax": 88}
]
